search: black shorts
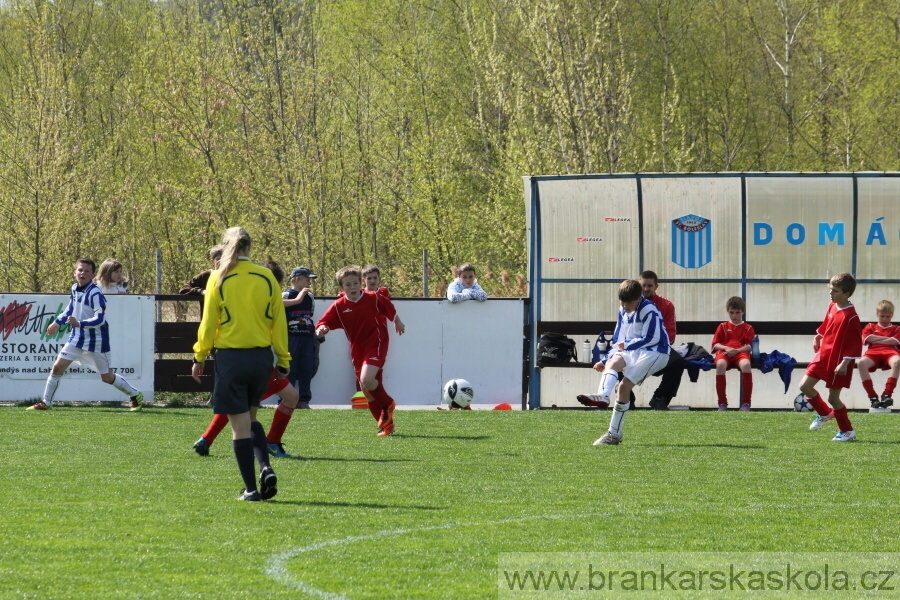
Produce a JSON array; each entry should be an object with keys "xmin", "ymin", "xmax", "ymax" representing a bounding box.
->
[{"xmin": 212, "ymin": 347, "xmax": 273, "ymax": 415}]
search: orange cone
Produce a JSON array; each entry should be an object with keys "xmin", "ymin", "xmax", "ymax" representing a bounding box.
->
[{"xmin": 351, "ymin": 391, "xmax": 368, "ymax": 409}]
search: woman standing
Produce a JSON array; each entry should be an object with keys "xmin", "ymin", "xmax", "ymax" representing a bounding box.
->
[{"xmin": 191, "ymin": 227, "xmax": 291, "ymax": 501}]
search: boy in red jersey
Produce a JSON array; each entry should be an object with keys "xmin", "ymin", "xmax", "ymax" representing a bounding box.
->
[
  {"xmin": 799, "ymin": 273, "xmax": 863, "ymax": 441},
  {"xmin": 711, "ymin": 296, "xmax": 756, "ymax": 411},
  {"xmin": 857, "ymin": 300, "xmax": 900, "ymax": 409},
  {"xmin": 317, "ymin": 265, "xmax": 403, "ymax": 436}
]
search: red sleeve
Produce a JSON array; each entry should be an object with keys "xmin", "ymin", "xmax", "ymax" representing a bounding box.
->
[
  {"xmin": 837, "ymin": 312, "xmax": 863, "ymax": 358},
  {"xmin": 651, "ymin": 296, "xmax": 676, "ymax": 343},
  {"xmin": 861, "ymin": 323, "xmax": 875, "ymax": 344},
  {"xmin": 742, "ymin": 324, "xmax": 756, "ymax": 346},
  {"xmin": 711, "ymin": 323, "xmax": 726, "ymax": 349},
  {"xmin": 376, "ymin": 288, "xmax": 397, "ymax": 322},
  {"xmin": 317, "ymin": 298, "xmax": 343, "ymax": 330},
  {"xmin": 816, "ymin": 304, "xmax": 833, "ymax": 337}
]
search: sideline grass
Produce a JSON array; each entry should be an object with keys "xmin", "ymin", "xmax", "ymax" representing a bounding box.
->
[{"xmin": 1, "ymin": 407, "xmax": 898, "ymax": 598}]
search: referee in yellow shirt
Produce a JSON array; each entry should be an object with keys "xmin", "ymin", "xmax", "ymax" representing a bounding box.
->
[{"xmin": 191, "ymin": 227, "xmax": 291, "ymax": 501}]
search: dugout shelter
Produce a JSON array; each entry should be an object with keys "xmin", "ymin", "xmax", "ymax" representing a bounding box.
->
[{"xmin": 525, "ymin": 173, "xmax": 900, "ymax": 410}]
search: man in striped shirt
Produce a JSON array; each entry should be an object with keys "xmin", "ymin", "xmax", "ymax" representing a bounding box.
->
[{"xmin": 27, "ymin": 257, "xmax": 143, "ymax": 411}]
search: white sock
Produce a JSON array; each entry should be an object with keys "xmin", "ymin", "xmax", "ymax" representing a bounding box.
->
[
  {"xmin": 608, "ymin": 401, "xmax": 630, "ymax": 436},
  {"xmin": 42, "ymin": 373, "xmax": 61, "ymax": 406},
  {"xmin": 598, "ymin": 370, "xmax": 618, "ymax": 399},
  {"xmin": 111, "ymin": 373, "xmax": 139, "ymax": 397}
]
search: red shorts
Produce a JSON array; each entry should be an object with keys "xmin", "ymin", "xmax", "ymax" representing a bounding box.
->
[
  {"xmin": 262, "ymin": 370, "xmax": 290, "ymax": 399},
  {"xmin": 806, "ymin": 359, "xmax": 854, "ymax": 389},
  {"xmin": 351, "ymin": 342, "xmax": 387, "ymax": 373},
  {"xmin": 863, "ymin": 350, "xmax": 900, "ymax": 372},
  {"xmin": 714, "ymin": 351, "xmax": 751, "ymax": 369}
]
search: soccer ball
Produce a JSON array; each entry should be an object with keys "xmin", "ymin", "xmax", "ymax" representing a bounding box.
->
[
  {"xmin": 443, "ymin": 378, "xmax": 474, "ymax": 409},
  {"xmin": 793, "ymin": 393, "xmax": 812, "ymax": 412}
]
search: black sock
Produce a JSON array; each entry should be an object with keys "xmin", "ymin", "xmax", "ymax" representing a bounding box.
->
[
  {"xmin": 250, "ymin": 421, "xmax": 271, "ymax": 471},
  {"xmin": 233, "ymin": 438, "xmax": 257, "ymax": 491}
]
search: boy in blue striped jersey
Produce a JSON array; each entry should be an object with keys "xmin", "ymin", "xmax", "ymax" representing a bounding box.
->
[
  {"xmin": 27, "ymin": 257, "xmax": 143, "ymax": 411},
  {"xmin": 585, "ymin": 279, "xmax": 670, "ymax": 445}
]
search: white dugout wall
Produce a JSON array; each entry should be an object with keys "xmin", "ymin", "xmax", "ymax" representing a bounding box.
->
[{"xmin": 525, "ymin": 173, "xmax": 900, "ymax": 410}]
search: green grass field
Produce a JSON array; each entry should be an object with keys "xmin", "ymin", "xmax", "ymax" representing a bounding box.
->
[{"xmin": 1, "ymin": 406, "xmax": 898, "ymax": 599}]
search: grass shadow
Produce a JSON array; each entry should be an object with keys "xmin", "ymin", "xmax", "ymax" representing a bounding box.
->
[
  {"xmin": 644, "ymin": 443, "xmax": 767, "ymax": 449},
  {"xmin": 395, "ymin": 434, "xmax": 491, "ymax": 441},
  {"xmin": 271, "ymin": 499, "xmax": 446, "ymax": 510},
  {"xmin": 289, "ymin": 455, "xmax": 418, "ymax": 463}
]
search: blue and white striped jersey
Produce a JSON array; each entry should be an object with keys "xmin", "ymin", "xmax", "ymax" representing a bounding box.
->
[
  {"xmin": 54, "ymin": 281, "xmax": 110, "ymax": 353},
  {"xmin": 612, "ymin": 297, "xmax": 670, "ymax": 355}
]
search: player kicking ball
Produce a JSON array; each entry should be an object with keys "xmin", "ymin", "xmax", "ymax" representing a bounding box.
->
[{"xmin": 587, "ymin": 279, "xmax": 670, "ymax": 445}]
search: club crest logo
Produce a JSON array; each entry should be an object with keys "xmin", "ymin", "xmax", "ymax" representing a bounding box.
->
[{"xmin": 672, "ymin": 214, "xmax": 712, "ymax": 269}]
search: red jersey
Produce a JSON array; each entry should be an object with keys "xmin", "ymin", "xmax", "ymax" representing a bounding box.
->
[
  {"xmin": 317, "ymin": 289, "xmax": 396, "ymax": 368},
  {"xmin": 807, "ymin": 302, "xmax": 863, "ymax": 388},
  {"xmin": 646, "ymin": 294, "xmax": 676, "ymax": 344},
  {"xmin": 712, "ymin": 321, "xmax": 755, "ymax": 351},
  {"xmin": 862, "ymin": 322, "xmax": 900, "ymax": 359}
]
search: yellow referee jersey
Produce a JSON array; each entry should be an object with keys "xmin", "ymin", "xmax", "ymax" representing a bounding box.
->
[{"xmin": 193, "ymin": 257, "xmax": 290, "ymax": 368}]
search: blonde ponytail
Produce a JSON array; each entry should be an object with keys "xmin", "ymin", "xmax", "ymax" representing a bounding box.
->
[{"xmin": 217, "ymin": 227, "xmax": 252, "ymax": 277}]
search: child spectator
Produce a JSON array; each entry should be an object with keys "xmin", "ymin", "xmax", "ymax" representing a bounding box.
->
[
  {"xmin": 577, "ymin": 279, "xmax": 670, "ymax": 445},
  {"xmin": 857, "ymin": 299, "xmax": 900, "ymax": 409},
  {"xmin": 283, "ymin": 266, "xmax": 319, "ymax": 410},
  {"xmin": 316, "ymin": 266, "xmax": 401, "ymax": 436},
  {"xmin": 799, "ymin": 272, "xmax": 863, "ymax": 442},
  {"xmin": 94, "ymin": 258, "xmax": 129, "ymax": 294},
  {"xmin": 446, "ymin": 263, "xmax": 488, "ymax": 303},
  {"xmin": 27, "ymin": 257, "xmax": 144, "ymax": 411},
  {"xmin": 711, "ymin": 296, "xmax": 756, "ymax": 411},
  {"xmin": 363, "ymin": 264, "xmax": 406, "ymax": 335},
  {"xmin": 179, "ymin": 245, "xmax": 224, "ymax": 313}
]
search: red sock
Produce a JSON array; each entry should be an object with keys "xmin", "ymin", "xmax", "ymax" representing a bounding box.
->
[
  {"xmin": 368, "ymin": 382, "xmax": 396, "ymax": 411},
  {"xmin": 715, "ymin": 375, "xmax": 727, "ymax": 405},
  {"xmin": 885, "ymin": 377, "xmax": 897, "ymax": 396},
  {"xmin": 266, "ymin": 403, "xmax": 295, "ymax": 444},
  {"xmin": 367, "ymin": 400, "xmax": 381, "ymax": 422},
  {"xmin": 833, "ymin": 406, "xmax": 853, "ymax": 432},
  {"xmin": 806, "ymin": 392, "xmax": 832, "ymax": 417},
  {"xmin": 862, "ymin": 378, "xmax": 877, "ymax": 398},
  {"xmin": 202, "ymin": 413, "xmax": 230, "ymax": 445},
  {"xmin": 741, "ymin": 372, "xmax": 753, "ymax": 406}
]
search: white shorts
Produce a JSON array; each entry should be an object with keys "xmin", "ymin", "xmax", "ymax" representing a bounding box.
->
[
  {"xmin": 59, "ymin": 343, "xmax": 111, "ymax": 375},
  {"xmin": 614, "ymin": 349, "xmax": 669, "ymax": 385}
]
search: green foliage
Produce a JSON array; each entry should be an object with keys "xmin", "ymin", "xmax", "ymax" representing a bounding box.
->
[
  {"xmin": 1, "ymin": 0, "xmax": 899, "ymax": 295},
  {"xmin": 2, "ymin": 407, "xmax": 898, "ymax": 598}
]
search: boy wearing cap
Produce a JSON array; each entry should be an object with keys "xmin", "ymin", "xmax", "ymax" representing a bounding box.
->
[{"xmin": 283, "ymin": 267, "xmax": 319, "ymax": 410}]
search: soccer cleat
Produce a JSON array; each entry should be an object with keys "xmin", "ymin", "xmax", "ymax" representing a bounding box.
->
[
  {"xmin": 377, "ymin": 401, "xmax": 396, "ymax": 429},
  {"xmin": 259, "ymin": 466, "xmax": 278, "ymax": 500},
  {"xmin": 576, "ymin": 394, "xmax": 610, "ymax": 409},
  {"xmin": 26, "ymin": 401, "xmax": 50, "ymax": 411},
  {"xmin": 809, "ymin": 413, "xmax": 835, "ymax": 431},
  {"xmin": 832, "ymin": 430, "xmax": 857, "ymax": 442},
  {"xmin": 238, "ymin": 489, "xmax": 261, "ymax": 501},
  {"xmin": 267, "ymin": 442, "xmax": 291, "ymax": 458},
  {"xmin": 740, "ymin": 404, "xmax": 751, "ymax": 412},
  {"xmin": 193, "ymin": 437, "xmax": 210, "ymax": 456},
  {"xmin": 377, "ymin": 422, "xmax": 396, "ymax": 436},
  {"xmin": 593, "ymin": 431, "xmax": 623, "ymax": 445},
  {"xmin": 880, "ymin": 394, "xmax": 894, "ymax": 409},
  {"xmin": 718, "ymin": 404, "xmax": 728, "ymax": 411},
  {"xmin": 869, "ymin": 396, "xmax": 881, "ymax": 409},
  {"xmin": 130, "ymin": 392, "xmax": 144, "ymax": 412}
]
